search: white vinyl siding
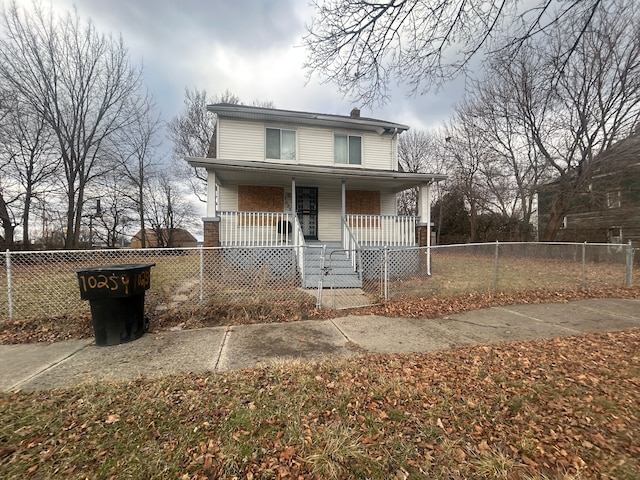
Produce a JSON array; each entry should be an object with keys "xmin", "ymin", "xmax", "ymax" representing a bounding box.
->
[
  {"xmin": 366, "ymin": 132, "xmax": 395, "ymax": 169},
  {"xmin": 219, "ymin": 185, "xmax": 238, "ymax": 211},
  {"xmin": 217, "ymin": 117, "xmax": 397, "ymax": 171},
  {"xmin": 217, "ymin": 119, "xmax": 264, "ymax": 160},
  {"xmin": 317, "ymin": 185, "xmax": 342, "ymax": 242},
  {"xmin": 298, "ymin": 126, "xmax": 333, "ymax": 166},
  {"xmin": 380, "ymin": 192, "xmax": 397, "ymax": 215}
]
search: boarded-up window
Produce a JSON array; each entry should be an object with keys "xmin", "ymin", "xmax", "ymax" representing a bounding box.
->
[
  {"xmin": 237, "ymin": 186, "xmax": 285, "ymax": 226},
  {"xmin": 346, "ymin": 190, "xmax": 380, "ymax": 215},
  {"xmin": 238, "ymin": 186, "xmax": 284, "ymax": 212}
]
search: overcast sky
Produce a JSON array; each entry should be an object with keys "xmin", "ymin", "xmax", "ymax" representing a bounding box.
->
[{"xmin": 32, "ymin": 0, "xmax": 465, "ymax": 136}]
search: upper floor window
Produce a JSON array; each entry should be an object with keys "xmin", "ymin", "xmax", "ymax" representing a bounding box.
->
[
  {"xmin": 266, "ymin": 128, "xmax": 296, "ymax": 160},
  {"xmin": 606, "ymin": 190, "xmax": 621, "ymax": 208},
  {"xmin": 335, "ymin": 134, "xmax": 361, "ymax": 165}
]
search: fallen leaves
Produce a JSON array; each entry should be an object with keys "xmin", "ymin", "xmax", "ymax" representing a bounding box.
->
[
  {"xmin": 104, "ymin": 414, "xmax": 120, "ymax": 425},
  {"xmin": 3, "ymin": 286, "xmax": 639, "ymax": 345},
  {"xmin": 1, "ymin": 328, "xmax": 639, "ymax": 479}
]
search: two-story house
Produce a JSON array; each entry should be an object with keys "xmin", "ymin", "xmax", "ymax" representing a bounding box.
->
[
  {"xmin": 186, "ymin": 104, "xmax": 446, "ymax": 288},
  {"xmin": 537, "ymin": 129, "xmax": 640, "ymax": 246}
]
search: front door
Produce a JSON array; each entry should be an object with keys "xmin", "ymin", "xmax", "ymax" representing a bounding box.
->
[{"xmin": 296, "ymin": 187, "xmax": 318, "ymax": 240}]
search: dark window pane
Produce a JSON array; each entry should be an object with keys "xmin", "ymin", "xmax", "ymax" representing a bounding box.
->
[
  {"xmin": 349, "ymin": 136, "xmax": 361, "ymax": 164},
  {"xmin": 266, "ymin": 128, "xmax": 280, "ymax": 159}
]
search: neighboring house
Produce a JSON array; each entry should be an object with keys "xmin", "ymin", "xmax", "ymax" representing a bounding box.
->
[
  {"xmin": 186, "ymin": 104, "xmax": 446, "ymax": 287},
  {"xmin": 537, "ymin": 130, "xmax": 640, "ymax": 245},
  {"xmin": 130, "ymin": 228, "xmax": 198, "ymax": 248}
]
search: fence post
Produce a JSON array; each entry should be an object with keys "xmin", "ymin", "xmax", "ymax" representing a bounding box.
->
[
  {"xmin": 493, "ymin": 240, "xmax": 499, "ymax": 291},
  {"xmin": 199, "ymin": 246, "xmax": 204, "ymax": 306},
  {"xmin": 384, "ymin": 247, "xmax": 389, "ymax": 301},
  {"xmin": 316, "ymin": 245, "xmax": 326, "ymax": 309},
  {"xmin": 626, "ymin": 241, "xmax": 634, "ymax": 288},
  {"xmin": 581, "ymin": 242, "xmax": 587, "ymax": 289},
  {"xmin": 5, "ymin": 250, "xmax": 13, "ymax": 321}
]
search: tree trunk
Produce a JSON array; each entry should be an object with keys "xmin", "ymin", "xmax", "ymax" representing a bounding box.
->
[
  {"xmin": 541, "ymin": 190, "xmax": 572, "ymax": 241},
  {"xmin": 0, "ymin": 193, "xmax": 15, "ymax": 250},
  {"xmin": 22, "ymin": 185, "xmax": 32, "ymax": 249}
]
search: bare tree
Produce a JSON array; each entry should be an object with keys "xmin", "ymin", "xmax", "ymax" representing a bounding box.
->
[
  {"xmin": 523, "ymin": 0, "xmax": 640, "ymax": 239},
  {"xmin": 396, "ymin": 129, "xmax": 441, "ymax": 215},
  {"xmin": 304, "ymin": 0, "xmax": 604, "ymax": 106},
  {"xmin": 457, "ymin": 64, "xmax": 551, "ymax": 239},
  {"xmin": 0, "ymin": 1, "xmax": 147, "ymax": 248},
  {"xmin": 144, "ymin": 173, "xmax": 195, "ymax": 248},
  {"xmin": 0, "ymin": 94, "xmax": 60, "ymax": 248},
  {"xmin": 168, "ymin": 88, "xmax": 234, "ymax": 202},
  {"xmin": 439, "ymin": 0, "xmax": 640, "ymax": 240},
  {"xmin": 91, "ymin": 171, "xmax": 134, "ymax": 248},
  {"xmin": 107, "ymin": 97, "xmax": 162, "ymax": 248},
  {"xmin": 168, "ymin": 89, "xmax": 273, "ymax": 202},
  {"xmin": 444, "ymin": 115, "xmax": 494, "ymax": 243}
]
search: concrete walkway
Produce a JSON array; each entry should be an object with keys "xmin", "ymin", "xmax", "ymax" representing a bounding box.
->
[{"xmin": 1, "ymin": 297, "xmax": 638, "ymax": 392}]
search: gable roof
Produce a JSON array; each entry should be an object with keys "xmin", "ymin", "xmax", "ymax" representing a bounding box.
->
[
  {"xmin": 208, "ymin": 103, "xmax": 410, "ymax": 135},
  {"xmin": 537, "ymin": 129, "xmax": 640, "ymax": 190},
  {"xmin": 131, "ymin": 228, "xmax": 197, "ymax": 243}
]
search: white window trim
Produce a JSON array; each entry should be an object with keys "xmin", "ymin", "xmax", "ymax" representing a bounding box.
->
[
  {"xmin": 265, "ymin": 127, "xmax": 297, "ymax": 161},
  {"xmin": 334, "ymin": 132, "xmax": 363, "ymax": 166},
  {"xmin": 606, "ymin": 190, "xmax": 621, "ymax": 209}
]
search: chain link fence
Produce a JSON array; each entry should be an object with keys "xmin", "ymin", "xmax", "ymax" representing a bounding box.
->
[
  {"xmin": 1, "ymin": 242, "xmax": 637, "ymax": 321},
  {"xmin": 1, "ymin": 247, "xmax": 314, "ymax": 322},
  {"xmin": 324, "ymin": 241, "xmax": 637, "ymax": 306}
]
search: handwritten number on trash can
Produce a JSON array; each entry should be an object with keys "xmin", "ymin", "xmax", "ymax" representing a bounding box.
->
[{"xmin": 79, "ymin": 273, "xmax": 131, "ymax": 295}]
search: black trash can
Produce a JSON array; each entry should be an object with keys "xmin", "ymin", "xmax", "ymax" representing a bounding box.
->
[{"xmin": 76, "ymin": 263, "xmax": 156, "ymax": 346}]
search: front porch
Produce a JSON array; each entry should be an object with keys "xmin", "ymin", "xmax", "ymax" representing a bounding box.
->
[
  {"xmin": 206, "ymin": 211, "xmax": 433, "ymax": 289},
  {"xmin": 215, "ymin": 211, "xmax": 421, "ymax": 248}
]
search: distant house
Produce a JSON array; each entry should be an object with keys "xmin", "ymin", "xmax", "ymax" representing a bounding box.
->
[
  {"xmin": 537, "ymin": 130, "xmax": 640, "ymax": 245},
  {"xmin": 130, "ymin": 228, "xmax": 198, "ymax": 249}
]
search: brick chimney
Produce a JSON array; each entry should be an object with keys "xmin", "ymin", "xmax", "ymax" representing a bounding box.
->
[{"xmin": 350, "ymin": 107, "xmax": 360, "ymax": 118}]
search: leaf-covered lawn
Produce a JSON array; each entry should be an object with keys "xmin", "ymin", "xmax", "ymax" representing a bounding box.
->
[{"xmin": 1, "ymin": 329, "xmax": 639, "ymax": 479}]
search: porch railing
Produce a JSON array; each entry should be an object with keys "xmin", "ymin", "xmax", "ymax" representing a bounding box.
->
[
  {"xmin": 341, "ymin": 217, "xmax": 362, "ymax": 273},
  {"xmin": 346, "ymin": 214, "xmax": 418, "ymax": 246},
  {"xmin": 292, "ymin": 215, "xmax": 305, "ymax": 279},
  {"xmin": 219, "ymin": 211, "xmax": 294, "ymax": 246}
]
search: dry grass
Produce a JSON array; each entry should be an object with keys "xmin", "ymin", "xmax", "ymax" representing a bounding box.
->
[
  {"xmin": 387, "ymin": 251, "xmax": 630, "ymax": 300},
  {"xmin": 1, "ymin": 329, "xmax": 639, "ymax": 479}
]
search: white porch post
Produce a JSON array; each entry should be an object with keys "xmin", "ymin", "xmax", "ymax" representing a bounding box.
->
[
  {"xmin": 206, "ymin": 170, "xmax": 218, "ymax": 218},
  {"xmin": 291, "ymin": 178, "xmax": 296, "ymax": 245},
  {"xmin": 341, "ymin": 180, "xmax": 346, "ymax": 245},
  {"xmin": 202, "ymin": 169, "xmax": 220, "ymax": 247},
  {"xmin": 418, "ymin": 182, "xmax": 432, "ymax": 275}
]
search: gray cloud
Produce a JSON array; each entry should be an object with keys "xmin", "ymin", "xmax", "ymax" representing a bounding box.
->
[{"xmin": 30, "ymin": 0, "xmax": 462, "ymax": 134}]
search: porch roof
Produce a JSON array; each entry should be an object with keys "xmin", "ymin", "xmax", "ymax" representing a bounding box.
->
[{"xmin": 186, "ymin": 157, "xmax": 447, "ymax": 193}]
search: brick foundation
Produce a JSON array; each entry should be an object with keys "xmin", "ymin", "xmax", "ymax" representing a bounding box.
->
[
  {"xmin": 416, "ymin": 225, "xmax": 429, "ymax": 275},
  {"xmin": 416, "ymin": 225, "xmax": 428, "ymax": 247},
  {"xmin": 203, "ymin": 218, "xmax": 220, "ymax": 247}
]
